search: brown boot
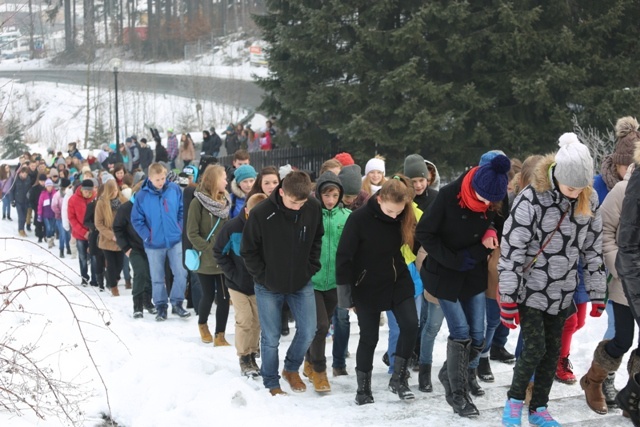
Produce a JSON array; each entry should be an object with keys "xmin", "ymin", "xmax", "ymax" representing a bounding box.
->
[
  {"xmin": 18, "ymin": 230, "xmax": 26, "ymax": 237},
  {"xmin": 580, "ymin": 340, "xmax": 623, "ymax": 415},
  {"xmin": 311, "ymin": 369, "xmax": 331, "ymax": 393},
  {"xmin": 214, "ymin": 332, "xmax": 231, "ymax": 347},
  {"xmin": 303, "ymin": 360, "xmax": 314, "ymax": 380},
  {"xmin": 282, "ymin": 369, "xmax": 306, "ymax": 392},
  {"xmin": 269, "ymin": 387, "xmax": 287, "ymax": 396},
  {"xmin": 198, "ymin": 324, "xmax": 213, "ymax": 344},
  {"xmin": 110, "ymin": 286, "xmax": 120, "ymax": 296},
  {"xmin": 125, "ymin": 280, "xmax": 132, "ymax": 289}
]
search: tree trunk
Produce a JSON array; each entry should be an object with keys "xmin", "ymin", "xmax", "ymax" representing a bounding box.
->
[
  {"xmin": 64, "ymin": 0, "xmax": 74, "ymax": 52},
  {"xmin": 28, "ymin": 0, "xmax": 35, "ymax": 59},
  {"xmin": 84, "ymin": 63, "xmax": 91, "ymax": 148},
  {"xmin": 83, "ymin": 0, "xmax": 95, "ymax": 59},
  {"xmin": 104, "ymin": 0, "xmax": 109, "ymax": 46}
]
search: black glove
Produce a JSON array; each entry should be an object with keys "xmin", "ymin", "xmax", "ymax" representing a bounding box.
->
[{"xmin": 459, "ymin": 250, "xmax": 477, "ymax": 272}]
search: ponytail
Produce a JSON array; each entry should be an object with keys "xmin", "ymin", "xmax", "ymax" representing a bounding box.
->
[{"xmin": 379, "ymin": 174, "xmax": 416, "ymax": 248}]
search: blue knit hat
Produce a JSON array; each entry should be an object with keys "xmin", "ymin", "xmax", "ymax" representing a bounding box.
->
[
  {"xmin": 234, "ymin": 164, "xmax": 257, "ymax": 184},
  {"xmin": 479, "ymin": 149, "xmax": 506, "ymax": 166},
  {"xmin": 472, "ymin": 154, "xmax": 511, "ymax": 202}
]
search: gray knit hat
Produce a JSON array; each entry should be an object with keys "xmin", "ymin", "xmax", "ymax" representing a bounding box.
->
[
  {"xmin": 338, "ymin": 165, "xmax": 362, "ymax": 195},
  {"xmin": 403, "ymin": 154, "xmax": 428, "ymax": 179},
  {"xmin": 554, "ymin": 133, "xmax": 593, "ymax": 188}
]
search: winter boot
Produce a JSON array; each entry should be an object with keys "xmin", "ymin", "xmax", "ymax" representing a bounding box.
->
[
  {"xmin": 110, "ymin": 286, "xmax": 120, "ymax": 297},
  {"xmin": 468, "ymin": 368, "xmax": 485, "ymax": 396},
  {"xmin": 311, "ymin": 369, "xmax": 331, "ymax": 393},
  {"xmin": 418, "ymin": 364, "xmax": 432, "ymax": 392},
  {"xmin": 616, "ymin": 350, "xmax": 640, "ymax": 424},
  {"xmin": 528, "ymin": 407, "xmax": 561, "ymax": 426},
  {"xmin": 438, "ymin": 361, "xmax": 453, "ymax": 406},
  {"xmin": 491, "ymin": 345, "xmax": 516, "ymax": 363},
  {"xmin": 333, "ymin": 367, "xmax": 348, "ymax": 377},
  {"xmin": 388, "ymin": 355, "xmax": 414, "ymax": 400},
  {"xmin": 133, "ymin": 295, "xmax": 143, "ymax": 319},
  {"xmin": 281, "ymin": 315, "xmax": 290, "ymax": 336},
  {"xmin": 478, "ymin": 357, "xmax": 494, "ymax": 382},
  {"xmin": 143, "ymin": 292, "xmax": 157, "ymax": 314},
  {"xmin": 240, "ymin": 354, "xmax": 259, "ymax": 378},
  {"xmin": 214, "ymin": 332, "xmax": 231, "ymax": 346},
  {"xmin": 555, "ymin": 355, "xmax": 577, "ymax": 384},
  {"xmin": 446, "ymin": 338, "xmax": 479, "ymax": 417},
  {"xmin": 355, "ymin": 369, "xmax": 374, "ymax": 405},
  {"xmin": 303, "ymin": 360, "xmax": 314, "ymax": 380},
  {"xmin": 48, "ymin": 236, "xmax": 54, "ymax": 248},
  {"xmin": 59, "ymin": 249, "xmax": 65, "ymax": 258},
  {"xmin": 502, "ymin": 398, "xmax": 524, "ymax": 427},
  {"xmin": 125, "ymin": 280, "xmax": 132, "ymax": 290},
  {"xmin": 171, "ymin": 302, "xmax": 191, "ymax": 318},
  {"xmin": 282, "ymin": 369, "xmax": 306, "ymax": 392},
  {"xmin": 603, "ymin": 373, "xmax": 618, "ymax": 407},
  {"xmin": 198, "ymin": 324, "xmax": 213, "ymax": 344},
  {"xmin": 250, "ymin": 353, "xmax": 260, "ymax": 373},
  {"xmin": 18, "ymin": 230, "xmax": 26, "ymax": 237},
  {"xmin": 155, "ymin": 304, "xmax": 168, "ymax": 321},
  {"xmin": 580, "ymin": 340, "xmax": 623, "ymax": 415}
]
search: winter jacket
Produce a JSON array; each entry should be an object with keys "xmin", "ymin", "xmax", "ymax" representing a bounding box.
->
[
  {"xmin": 113, "ymin": 199, "xmax": 144, "ymax": 254},
  {"xmin": 11, "ymin": 174, "xmax": 31, "ymax": 206},
  {"xmin": 83, "ymin": 200, "xmax": 101, "ymax": 257},
  {"xmin": 186, "ymin": 193, "xmax": 230, "ymax": 275},
  {"xmin": 102, "ymin": 152, "xmax": 123, "ymax": 170},
  {"xmin": 229, "ymin": 180, "xmax": 247, "ymax": 219},
  {"xmin": 51, "ymin": 188, "xmax": 65, "ymax": 220},
  {"xmin": 225, "ymin": 131, "xmax": 240, "ymax": 154},
  {"xmin": 139, "ymin": 146, "xmax": 154, "ymax": 171},
  {"xmin": 593, "ymin": 174, "xmax": 609, "ymax": 205},
  {"xmin": 179, "ymin": 141, "xmax": 195, "ymax": 162},
  {"xmin": 415, "ymin": 171, "xmax": 496, "ymax": 302},
  {"xmin": 201, "ymin": 134, "xmax": 221, "ymax": 156},
  {"xmin": 336, "ymin": 194, "xmax": 414, "ymax": 312},
  {"xmin": 213, "ymin": 214, "xmax": 255, "ymax": 295},
  {"xmin": 1, "ymin": 170, "xmax": 14, "ymax": 197},
  {"xmin": 61, "ymin": 189, "xmax": 73, "ymax": 231},
  {"xmin": 414, "ymin": 188, "xmax": 438, "ymax": 214},
  {"xmin": 130, "ymin": 143, "xmax": 141, "ymax": 169},
  {"xmin": 601, "ymin": 165, "xmax": 634, "ymax": 306},
  {"xmin": 95, "ymin": 197, "xmax": 124, "ymax": 252},
  {"xmin": 120, "ymin": 147, "xmax": 133, "ymax": 172},
  {"xmin": 182, "ymin": 185, "xmax": 197, "ymax": 269},
  {"xmin": 37, "ymin": 188, "xmax": 57, "ymax": 220},
  {"xmin": 131, "ymin": 178, "xmax": 183, "ymax": 249},
  {"xmin": 29, "ymin": 183, "xmax": 44, "ymax": 211},
  {"xmin": 167, "ymin": 134, "xmax": 179, "ymax": 160},
  {"xmin": 241, "ymin": 182, "xmax": 324, "ymax": 294},
  {"xmin": 312, "ymin": 172, "xmax": 351, "ymax": 292},
  {"xmin": 68, "ymin": 186, "xmax": 96, "ymax": 240},
  {"xmin": 155, "ymin": 143, "xmax": 169, "ymax": 163},
  {"xmin": 499, "ymin": 154, "xmax": 606, "ymax": 315}
]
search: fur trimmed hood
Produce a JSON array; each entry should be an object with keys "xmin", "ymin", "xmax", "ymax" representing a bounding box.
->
[
  {"xmin": 530, "ymin": 153, "xmax": 556, "ymax": 194},
  {"xmin": 230, "ymin": 179, "xmax": 246, "ymax": 199}
]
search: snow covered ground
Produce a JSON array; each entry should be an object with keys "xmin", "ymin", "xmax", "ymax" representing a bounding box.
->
[{"xmin": 0, "ymin": 210, "xmax": 633, "ymax": 427}]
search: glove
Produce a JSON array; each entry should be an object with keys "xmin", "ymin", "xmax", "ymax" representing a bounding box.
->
[
  {"xmin": 500, "ymin": 302, "xmax": 520, "ymax": 329},
  {"xmin": 37, "ymin": 215, "xmax": 42, "ymax": 222},
  {"xmin": 459, "ymin": 250, "xmax": 477, "ymax": 271},
  {"xmin": 590, "ymin": 302, "xmax": 605, "ymax": 317},
  {"xmin": 11, "ymin": 200, "xmax": 16, "ymax": 207}
]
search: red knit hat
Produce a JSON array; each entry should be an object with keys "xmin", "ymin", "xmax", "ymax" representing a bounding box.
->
[{"xmin": 334, "ymin": 152, "xmax": 355, "ymax": 166}]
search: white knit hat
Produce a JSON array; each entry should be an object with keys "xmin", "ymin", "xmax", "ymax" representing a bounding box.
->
[
  {"xmin": 365, "ymin": 157, "xmax": 385, "ymax": 176},
  {"xmin": 554, "ymin": 132, "xmax": 593, "ymax": 188}
]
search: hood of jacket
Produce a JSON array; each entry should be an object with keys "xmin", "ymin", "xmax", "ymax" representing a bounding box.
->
[
  {"xmin": 230, "ymin": 179, "xmax": 246, "ymax": 199},
  {"xmin": 531, "ymin": 153, "xmax": 558, "ymax": 194},
  {"xmin": 425, "ymin": 159, "xmax": 441, "ymax": 191},
  {"xmin": 315, "ymin": 171, "xmax": 344, "ymax": 208}
]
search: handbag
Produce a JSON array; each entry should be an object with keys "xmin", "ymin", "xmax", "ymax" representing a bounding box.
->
[{"xmin": 185, "ymin": 217, "xmax": 221, "ymax": 271}]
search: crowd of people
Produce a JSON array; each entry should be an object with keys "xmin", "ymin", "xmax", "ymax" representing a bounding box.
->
[{"xmin": 1, "ymin": 116, "xmax": 640, "ymax": 427}]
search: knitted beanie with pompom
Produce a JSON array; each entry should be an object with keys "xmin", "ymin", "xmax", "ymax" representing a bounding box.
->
[
  {"xmin": 554, "ymin": 132, "xmax": 593, "ymax": 188},
  {"xmin": 471, "ymin": 154, "xmax": 511, "ymax": 202}
]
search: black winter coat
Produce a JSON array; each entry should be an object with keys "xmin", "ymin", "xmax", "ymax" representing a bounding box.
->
[
  {"xmin": 416, "ymin": 171, "xmax": 496, "ymax": 302},
  {"xmin": 335, "ymin": 195, "xmax": 414, "ymax": 312},
  {"xmin": 213, "ymin": 214, "xmax": 255, "ymax": 295},
  {"xmin": 616, "ymin": 161, "xmax": 640, "ymax": 319},
  {"xmin": 414, "ymin": 188, "xmax": 439, "ymax": 213},
  {"xmin": 139, "ymin": 146, "xmax": 154, "ymax": 170},
  {"xmin": 11, "ymin": 175, "xmax": 31, "ymax": 205},
  {"xmin": 201, "ymin": 134, "xmax": 222, "ymax": 156},
  {"xmin": 113, "ymin": 200, "xmax": 144, "ymax": 253},
  {"xmin": 83, "ymin": 200, "xmax": 101, "ymax": 257},
  {"xmin": 241, "ymin": 183, "xmax": 324, "ymax": 294},
  {"xmin": 29, "ymin": 183, "xmax": 44, "ymax": 210},
  {"xmin": 102, "ymin": 152, "xmax": 123, "ymax": 170},
  {"xmin": 155, "ymin": 144, "xmax": 169, "ymax": 163}
]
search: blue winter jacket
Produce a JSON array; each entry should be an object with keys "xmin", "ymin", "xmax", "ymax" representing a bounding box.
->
[{"xmin": 131, "ymin": 178, "xmax": 184, "ymax": 249}]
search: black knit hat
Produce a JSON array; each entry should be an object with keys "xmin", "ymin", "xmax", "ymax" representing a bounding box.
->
[
  {"xmin": 81, "ymin": 179, "xmax": 94, "ymax": 191},
  {"xmin": 38, "ymin": 173, "xmax": 47, "ymax": 181}
]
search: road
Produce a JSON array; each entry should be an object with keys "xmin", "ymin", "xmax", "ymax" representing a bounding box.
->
[{"xmin": 0, "ymin": 69, "xmax": 265, "ymax": 111}]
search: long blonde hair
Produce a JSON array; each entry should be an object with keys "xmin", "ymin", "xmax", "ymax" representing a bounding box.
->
[
  {"xmin": 197, "ymin": 164, "xmax": 228, "ymax": 202},
  {"xmin": 379, "ymin": 174, "xmax": 416, "ymax": 248},
  {"xmin": 362, "ymin": 155, "xmax": 388, "ymax": 196},
  {"xmin": 97, "ymin": 180, "xmax": 127, "ymax": 228}
]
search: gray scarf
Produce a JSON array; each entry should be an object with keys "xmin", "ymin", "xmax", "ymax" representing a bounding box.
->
[{"xmin": 194, "ymin": 191, "xmax": 230, "ymax": 219}]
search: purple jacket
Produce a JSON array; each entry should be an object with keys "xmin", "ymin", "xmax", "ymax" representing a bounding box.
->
[
  {"xmin": 38, "ymin": 189, "xmax": 57, "ymax": 219},
  {"xmin": 1, "ymin": 170, "xmax": 14, "ymax": 195}
]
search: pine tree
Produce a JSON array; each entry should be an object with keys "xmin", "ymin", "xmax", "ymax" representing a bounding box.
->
[
  {"xmin": 0, "ymin": 117, "xmax": 27, "ymax": 160},
  {"xmin": 87, "ymin": 118, "xmax": 110, "ymax": 149}
]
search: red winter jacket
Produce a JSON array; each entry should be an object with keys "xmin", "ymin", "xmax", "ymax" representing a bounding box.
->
[{"xmin": 68, "ymin": 186, "xmax": 96, "ymax": 240}]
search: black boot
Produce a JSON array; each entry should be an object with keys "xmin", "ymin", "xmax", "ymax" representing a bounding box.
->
[
  {"xmin": 616, "ymin": 373, "xmax": 640, "ymax": 426},
  {"xmin": 478, "ymin": 357, "xmax": 494, "ymax": 382},
  {"xmin": 355, "ymin": 369, "xmax": 374, "ymax": 405},
  {"xmin": 389, "ymin": 356, "xmax": 414, "ymax": 400},
  {"xmin": 438, "ymin": 361, "xmax": 453, "ymax": 406},
  {"xmin": 603, "ymin": 372, "xmax": 618, "ymax": 407},
  {"xmin": 143, "ymin": 291, "xmax": 157, "ymax": 314},
  {"xmin": 133, "ymin": 295, "xmax": 144, "ymax": 319},
  {"xmin": 468, "ymin": 368, "xmax": 485, "ymax": 396},
  {"xmin": 418, "ymin": 364, "xmax": 432, "ymax": 392},
  {"xmin": 447, "ymin": 338, "xmax": 479, "ymax": 417},
  {"xmin": 59, "ymin": 249, "xmax": 65, "ymax": 258},
  {"xmin": 281, "ymin": 315, "xmax": 290, "ymax": 336}
]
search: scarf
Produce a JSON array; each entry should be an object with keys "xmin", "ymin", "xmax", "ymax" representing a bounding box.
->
[
  {"xmin": 457, "ymin": 167, "xmax": 490, "ymax": 214},
  {"xmin": 110, "ymin": 198, "xmax": 122, "ymax": 212},
  {"xmin": 600, "ymin": 155, "xmax": 620, "ymax": 191},
  {"xmin": 195, "ymin": 191, "xmax": 230, "ymax": 219}
]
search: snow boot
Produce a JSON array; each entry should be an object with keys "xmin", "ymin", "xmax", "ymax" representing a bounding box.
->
[
  {"xmin": 172, "ymin": 302, "xmax": 191, "ymax": 318},
  {"xmin": 303, "ymin": 360, "xmax": 314, "ymax": 380},
  {"xmin": 388, "ymin": 355, "xmax": 414, "ymax": 400},
  {"xmin": 528, "ymin": 407, "xmax": 561, "ymax": 426},
  {"xmin": 311, "ymin": 369, "xmax": 331, "ymax": 393},
  {"xmin": 110, "ymin": 286, "xmax": 120, "ymax": 297},
  {"xmin": 616, "ymin": 350, "xmax": 640, "ymax": 424},
  {"xmin": 133, "ymin": 295, "xmax": 143, "ymax": 319},
  {"xmin": 214, "ymin": 332, "xmax": 231, "ymax": 346},
  {"xmin": 59, "ymin": 249, "xmax": 65, "ymax": 258},
  {"xmin": 439, "ymin": 361, "xmax": 453, "ymax": 406},
  {"xmin": 125, "ymin": 279, "xmax": 132, "ymax": 289},
  {"xmin": 18, "ymin": 230, "xmax": 26, "ymax": 237},
  {"xmin": 355, "ymin": 369, "xmax": 374, "ymax": 405},
  {"xmin": 555, "ymin": 355, "xmax": 577, "ymax": 384},
  {"xmin": 491, "ymin": 345, "xmax": 516, "ymax": 363},
  {"xmin": 333, "ymin": 366, "xmax": 348, "ymax": 377},
  {"xmin": 155, "ymin": 304, "xmax": 168, "ymax": 321},
  {"xmin": 282, "ymin": 369, "xmax": 306, "ymax": 392},
  {"xmin": 48, "ymin": 236, "xmax": 54, "ymax": 248},
  {"xmin": 501, "ymin": 398, "xmax": 524, "ymax": 426},
  {"xmin": 240, "ymin": 354, "xmax": 259, "ymax": 378},
  {"xmin": 446, "ymin": 338, "xmax": 479, "ymax": 417},
  {"xmin": 250, "ymin": 353, "xmax": 260, "ymax": 373},
  {"xmin": 603, "ymin": 372, "xmax": 618, "ymax": 407},
  {"xmin": 198, "ymin": 324, "xmax": 213, "ymax": 344},
  {"xmin": 143, "ymin": 292, "xmax": 157, "ymax": 314},
  {"xmin": 468, "ymin": 341, "xmax": 485, "ymax": 396},
  {"xmin": 478, "ymin": 356, "xmax": 495, "ymax": 382},
  {"xmin": 418, "ymin": 363, "xmax": 432, "ymax": 392},
  {"xmin": 580, "ymin": 340, "xmax": 622, "ymax": 415}
]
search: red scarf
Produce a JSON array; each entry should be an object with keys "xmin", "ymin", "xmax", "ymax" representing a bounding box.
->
[{"xmin": 458, "ymin": 167, "xmax": 490, "ymax": 213}]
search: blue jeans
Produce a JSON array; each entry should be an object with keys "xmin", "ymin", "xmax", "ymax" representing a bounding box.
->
[
  {"xmin": 44, "ymin": 218, "xmax": 56, "ymax": 238},
  {"xmin": 16, "ymin": 202, "xmax": 27, "ymax": 232},
  {"xmin": 56, "ymin": 219, "xmax": 71, "ymax": 251},
  {"xmin": 255, "ymin": 282, "xmax": 317, "ymax": 390},
  {"xmin": 122, "ymin": 254, "xmax": 131, "ymax": 281},
  {"xmin": 2, "ymin": 193, "xmax": 11, "ymax": 217},
  {"xmin": 420, "ymin": 300, "xmax": 445, "ymax": 365},
  {"xmin": 479, "ymin": 297, "xmax": 502, "ymax": 358},
  {"xmin": 387, "ymin": 295, "xmax": 423, "ymax": 372},
  {"xmin": 332, "ymin": 306, "xmax": 350, "ymax": 369},
  {"xmin": 439, "ymin": 292, "xmax": 485, "ymax": 348},
  {"xmin": 603, "ymin": 301, "xmax": 616, "ymax": 340},
  {"xmin": 76, "ymin": 239, "xmax": 90, "ymax": 281},
  {"xmin": 145, "ymin": 242, "xmax": 188, "ymax": 307}
]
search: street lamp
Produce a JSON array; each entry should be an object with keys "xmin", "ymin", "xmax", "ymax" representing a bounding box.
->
[{"xmin": 109, "ymin": 58, "xmax": 122, "ymax": 146}]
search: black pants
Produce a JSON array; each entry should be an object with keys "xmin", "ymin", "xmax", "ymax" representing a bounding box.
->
[
  {"xmin": 356, "ymin": 296, "xmax": 418, "ymax": 372},
  {"xmin": 508, "ymin": 305, "xmax": 568, "ymax": 409},
  {"xmin": 197, "ymin": 273, "xmax": 230, "ymax": 333},
  {"xmin": 129, "ymin": 248, "xmax": 152, "ymax": 298},
  {"xmin": 605, "ymin": 301, "xmax": 640, "ymax": 359},
  {"xmin": 306, "ymin": 289, "xmax": 338, "ymax": 372},
  {"xmin": 103, "ymin": 250, "xmax": 124, "ymax": 288}
]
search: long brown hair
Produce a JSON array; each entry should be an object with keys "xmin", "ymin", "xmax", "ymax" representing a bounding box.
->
[
  {"xmin": 0, "ymin": 164, "xmax": 9, "ymax": 180},
  {"xmin": 198, "ymin": 164, "xmax": 227, "ymax": 202},
  {"xmin": 378, "ymin": 174, "xmax": 416, "ymax": 248},
  {"xmin": 248, "ymin": 166, "xmax": 280, "ymax": 198},
  {"xmin": 96, "ymin": 180, "xmax": 127, "ymax": 229}
]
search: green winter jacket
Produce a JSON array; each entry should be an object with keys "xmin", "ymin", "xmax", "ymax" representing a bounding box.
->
[
  {"xmin": 186, "ymin": 194, "xmax": 229, "ymax": 275},
  {"xmin": 312, "ymin": 206, "xmax": 351, "ymax": 291}
]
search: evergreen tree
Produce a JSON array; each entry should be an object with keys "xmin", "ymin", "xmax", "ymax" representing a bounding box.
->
[
  {"xmin": 0, "ymin": 117, "xmax": 27, "ymax": 160},
  {"xmin": 88, "ymin": 118, "xmax": 110, "ymax": 149}
]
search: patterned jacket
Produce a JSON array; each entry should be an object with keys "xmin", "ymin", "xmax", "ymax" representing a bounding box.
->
[{"xmin": 499, "ymin": 154, "xmax": 605, "ymax": 315}]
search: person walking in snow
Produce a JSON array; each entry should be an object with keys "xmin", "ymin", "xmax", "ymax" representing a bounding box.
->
[
  {"xmin": 499, "ymin": 133, "xmax": 605, "ymax": 427},
  {"xmin": 11, "ymin": 166, "xmax": 31, "ymax": 236},
  {"xmin": 68, "ymin": 179, "xmax": 97, "ymax": 286},
  {"xmin": 51, "ymin": 177, "xmax": 72, "ymax": 258},
  {"xmin": 37, "ymin": 179, "xmax": 57, "ymax": 248},
  {"xmin": 166, "ymin": 128, "xmax": 179, "ymax": 169},
  {"xmin": 1, "ymin": 164, "xmax": 15, "ymax": 221}
]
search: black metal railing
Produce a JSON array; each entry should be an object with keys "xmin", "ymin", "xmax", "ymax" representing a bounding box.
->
[{"xmin": 217, "ymin": 146, "xmax": 336, "ymax": 177}]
